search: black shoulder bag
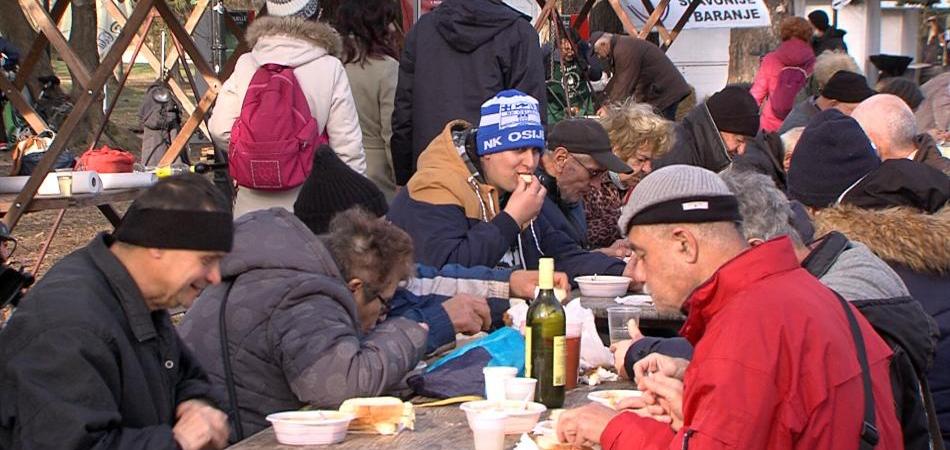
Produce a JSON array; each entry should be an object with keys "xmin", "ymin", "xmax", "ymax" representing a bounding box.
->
[
  {"xmin": 218, "ymin": 280, "xmax": 245, "ymax": 441},
  {"xmin": 834, "ymin": 291, "xmax": 880, "ymax": 450}
]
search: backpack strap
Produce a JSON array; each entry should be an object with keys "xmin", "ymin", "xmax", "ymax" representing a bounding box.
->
[
  {"xmin": 833, "ymin": 290, "xmax": 879, "ymax": 449},
  {"xmin": 919, "ymin": 375, "xmax": 947, "ymax": 450},
  {"xmin": 218, "ymin": 279, "xmax": 245, "ymax": 441},
  {"xmin": 801, "ymin": 231, "xmax": 850, "ymax": 279}
]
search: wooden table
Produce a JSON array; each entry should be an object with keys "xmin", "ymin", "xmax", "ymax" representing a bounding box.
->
[{"xmin": 228, "ymin": 381, "xmax": 631, "ymax": 449}]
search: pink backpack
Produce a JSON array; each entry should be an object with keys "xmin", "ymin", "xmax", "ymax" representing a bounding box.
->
[
  {"xmin": 229, "ymin": 63, "xmax": 327, "ymax": 190},
  {"xmin": 769, "ymin": 66, "xmax": 809, "ymax": 120}
]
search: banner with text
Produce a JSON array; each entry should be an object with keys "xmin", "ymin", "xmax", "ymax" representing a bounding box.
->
[{"xmin": 620, "ymin": 0, "xmax": 771, "ymax": 30}]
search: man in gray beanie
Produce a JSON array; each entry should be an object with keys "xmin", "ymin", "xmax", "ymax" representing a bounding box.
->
[{"xmin": 555, "ymin": 166, "xmax": 902, "ymax": 449}]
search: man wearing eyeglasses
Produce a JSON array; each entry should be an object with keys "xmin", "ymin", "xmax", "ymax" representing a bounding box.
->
[{"xmin": 536, "ymin": 118, "xmax": 634, "ymax": 258}]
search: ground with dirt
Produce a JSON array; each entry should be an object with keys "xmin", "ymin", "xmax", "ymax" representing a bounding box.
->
[{"xmin": 2, "ymin": 60, "xmax": 198, "ymax": 278}]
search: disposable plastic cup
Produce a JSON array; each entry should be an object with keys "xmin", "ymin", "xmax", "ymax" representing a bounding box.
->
[
  {"xmin": 483, "ymin": 366, "xmax": 518, "ymax": 401},
  {"xmin": 565, "ymin": 320, "xmax": 583, "ymax": 389},
  {"xmin": 504, "ymin": 377, "xmax": 537, "ymax": 402},
  {"xmin": 470, "ymin": 411, "xmax": 507, "ymax": 450},
  {"xmin": 57, "ymin": 174, "xmax": 72, "ymax": 197},
  {"xmin": 607, "ymin": 306, "xmax": 641, "ymax": 344}
]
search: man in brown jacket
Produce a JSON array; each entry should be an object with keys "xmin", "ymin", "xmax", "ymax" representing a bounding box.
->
[{"xmin": 590, "ymin": 32, "xmax": 691, "ymax": 120}]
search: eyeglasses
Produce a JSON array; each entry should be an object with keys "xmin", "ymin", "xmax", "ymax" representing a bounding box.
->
[{"xmin": 569, "ymin": 153, "xmax": 606, "ymax": 180}]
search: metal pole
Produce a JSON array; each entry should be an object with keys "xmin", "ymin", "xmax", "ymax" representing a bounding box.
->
[
  {"xmin": 210, "ymin": 1, "xmax": 226, "ymax": 74},
  {"xmin": 415, "ymin": 0, "xmax": 422, "ymax": 22}
]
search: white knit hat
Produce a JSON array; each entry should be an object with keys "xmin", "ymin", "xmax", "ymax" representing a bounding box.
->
[
  {"xmin": 617, "ymin": 165, "xmax": 740, "ymax": 234},
  {"xmin": 266, "ymin": 0, "xmax": 319, "ymax": 18}
]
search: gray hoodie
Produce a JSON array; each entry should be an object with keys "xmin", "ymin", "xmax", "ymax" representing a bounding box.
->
[{"xmin": 179, "ymin": 208, "xmax": 427, "ymax": 438}]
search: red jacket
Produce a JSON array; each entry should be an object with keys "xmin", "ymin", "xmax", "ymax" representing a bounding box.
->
[
  {"xmin": 600, "ymin": 237, "xmax": 903, "ymax": 450},
  {"xmin": 751, "ymin": 38, "xmax": 815, "ymax": 132}
]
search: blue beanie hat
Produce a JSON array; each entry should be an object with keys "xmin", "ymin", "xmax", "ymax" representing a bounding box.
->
[
  {"xmin": 476, "ymin": 89, "xmax": 545, "ymax": 156},
  {"xmin": 787, "ymin": 108, "xmax": 881, "ymax": 208}
]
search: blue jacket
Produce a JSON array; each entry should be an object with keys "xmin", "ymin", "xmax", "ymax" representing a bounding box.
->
[
  {"xmin": 390, "ymin": 264, "xmax": 513, "ymax": 353},
  {"xmin": 537, "ymin": 168, "xmax": 589, "ymax": 249},
  {"xmin": 387, "ymin": 121, "xmax": 625, "ymax": 282}
]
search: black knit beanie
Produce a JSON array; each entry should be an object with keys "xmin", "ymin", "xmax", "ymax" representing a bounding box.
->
[
  {"xmin": 293, "ymin": 146, "xmax": 388, "ymax": 235},
  {"xmin": 876, "ymin": 77, "xmax": 924, "ymax": 111},
  {"xmin": 820, "ymin": 71, "xmax": 876, "ymax": 103},
  {"xmin": 787, "ymin": 109, "xmax": 881, "ymax": 208},
  {"xmin": 808, "ymin": 10, "xmax": 829, "ymax": 32},
  {"xmin": 705, "ymin": 86, "xmax": 760, "ymax": 137}
]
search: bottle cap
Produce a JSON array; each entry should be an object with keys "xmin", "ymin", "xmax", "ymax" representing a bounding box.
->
[{"xmin": 539, "ymin": 258, "xmax": 554, "ymax": 290}]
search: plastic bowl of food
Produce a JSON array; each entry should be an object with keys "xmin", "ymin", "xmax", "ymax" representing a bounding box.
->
[
  {"xmin": 587, "ymin": 390, "xmax": 643, "ymax": 410},
  {"xmin": 574, "ymin": 275, "xmax": 632, "ymax": 297},
  {"xmin": 266, "ymin": 410, "xmax": 357, "ymax": 445},
  {"xmin": 460, "ymin": 400, "xmax": 547, "ymax": 434}
]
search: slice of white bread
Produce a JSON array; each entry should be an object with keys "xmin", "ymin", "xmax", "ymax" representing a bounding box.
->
[{"xmin": 338, "ymin": 397, "xmax": 414, "ymax": 435}]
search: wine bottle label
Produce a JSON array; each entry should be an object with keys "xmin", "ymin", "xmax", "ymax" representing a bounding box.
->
[
  {"xmin": 553, "ymin": 335, "xmax": 566, "ymax": 387},
  {"xmin": 524, "ymin": 327, "xmax": 532, "ymax": 377}
]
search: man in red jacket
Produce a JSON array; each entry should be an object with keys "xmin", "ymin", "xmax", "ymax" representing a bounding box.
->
[{"xmin": 556, "ymin": 164, "xmax": 904, "ymax": 449}]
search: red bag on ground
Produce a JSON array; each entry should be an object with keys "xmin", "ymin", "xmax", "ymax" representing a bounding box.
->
[{"xmin": 76, "ymin": 146, "xmax": 136, "ymax": 173}]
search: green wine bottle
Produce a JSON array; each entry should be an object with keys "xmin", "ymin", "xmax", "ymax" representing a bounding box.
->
[{"xmin": 524, "ymin": 258, "xmax": 566, "ymax": 408}]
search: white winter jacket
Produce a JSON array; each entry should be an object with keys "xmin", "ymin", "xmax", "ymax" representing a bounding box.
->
[{"xmin": 209, "ymin": 16, "xmax": 366, "ymax": 216}]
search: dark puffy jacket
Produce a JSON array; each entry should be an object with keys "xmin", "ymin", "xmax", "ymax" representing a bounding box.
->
[
  {"xmin": 653, "ymin": 102, "xmax": 732, "ymax": 172},
  {"xmin": 179, "ymin": 209, "xmax": 427, "ymax": 439},
  {"xmin": 0, "ymin": 234, "xmax": 214, "ymax": 449},
  {"xmin": 812, "ymin": 28, "xmax": 848, "ymax": 55},
  {"xmin": 732, "ymin": 131, "xmax": 787, "ymax": 191},
  {"xmin": 390, "ymin": 0, "xmax": 545, "ymax": 185},
  {"xmin": 815, "ymin": 205, "xmax": 950, "ymax": 444}
]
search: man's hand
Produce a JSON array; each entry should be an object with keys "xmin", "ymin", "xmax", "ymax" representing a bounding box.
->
[
  {"xmin": 508, "ymin": 270, "xmax": 571, "ymax": 299},
  {"xmin": 638, "ymin": 373, "xmax": 685, "ymax": 432},
  {"xmin": 441, "ymin": 294, "xmax": 491, "ymax": 335},
  {"xmin": 608, "ymin": 319, "xmax": 644, "ymax": 379},
  {"xmin": 595, "ymin": 239, "xmax": 633, "ymax": 259},
  {"xmin": 503, "ymin": 175, "xmax": 546, "ymax": 227},
  {"xmin": 633, "ymin": 353, "xmax": 689, "ymax": 383},
  {"xmin": 556, "ymin": 402, "xmax": 619, "ymax": 448},
  {"xmin": 614, "ymin": 395, "xmax": 672, "ymax": 424},
  {"xmin": 173, "ymin": 399, "xmax": 229, "ymax": 450}
]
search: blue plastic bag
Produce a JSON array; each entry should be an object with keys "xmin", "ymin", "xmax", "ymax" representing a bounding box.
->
[
  {"xmin": 427, "ymin": 327, "xmax": 525, "ymax": 374},
  {"xmin": 407, "ymin": 328, "xmax": 525, "ymax": 399}
]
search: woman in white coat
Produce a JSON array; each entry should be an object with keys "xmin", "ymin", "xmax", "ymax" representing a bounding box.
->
[{"xmin": 209, "ymin": 0, "xmax": 366, "ymax": 218}]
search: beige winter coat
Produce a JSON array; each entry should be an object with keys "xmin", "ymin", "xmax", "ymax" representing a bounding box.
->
[
  {"xmin": 209, "ymin": 17, "xmax": 366, "ymax": 217},
  {"xmin": 345, "ymin": 56, "xmax": 398, "ymax": 201}
]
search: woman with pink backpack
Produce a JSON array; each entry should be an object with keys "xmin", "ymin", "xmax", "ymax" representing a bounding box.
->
[
  {"xmin": 750, "ymin": 17, "xmax": 816, "ymax": 133},
  {"xmin": 209, "ymin": 0, "xmax": 366, "ymax": 218}
]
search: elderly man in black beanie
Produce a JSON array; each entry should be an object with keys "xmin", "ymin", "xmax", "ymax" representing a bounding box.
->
[
  {"xmin": 780, "ymin": 70, "xmax": 876, "ymax": 132},
  {"xmin": 0, "ymin": 174, "xmax": 232, "ymax": 450},
  {"xmin": 654, "ymin": 85, "xmax": 762, "ymax": 173}
]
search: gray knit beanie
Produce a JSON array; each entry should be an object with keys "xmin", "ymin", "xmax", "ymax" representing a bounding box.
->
[{"xmin": 618, "ymin": 165, "xmax": 741, "ymax": 234}]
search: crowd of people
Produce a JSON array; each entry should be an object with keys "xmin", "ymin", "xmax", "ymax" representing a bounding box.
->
[{"xmin": 0, "ymin": 0, "xmax": 948, "ymax": 449}]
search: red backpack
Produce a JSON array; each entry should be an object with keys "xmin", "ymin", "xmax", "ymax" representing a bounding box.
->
[
  {"xmin": 769, "ymin": 66, "xmax": 809, "ymax": 120},
  {"xmin": 228, "ymin": 63, "xmax": 327, "ymax": 190},
  {"xmin": 76, "ymin": 146, "xmax": 137, "ymax": 173}
]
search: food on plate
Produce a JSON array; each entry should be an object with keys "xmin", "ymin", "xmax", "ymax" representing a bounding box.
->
[
  {"xmin": 534, "ymin": 433, "xmax": 594, "ymax": 450},
  {"xmin": 338, "ymin": 397, "xmax": 414, "ymax": 434},
  {"xmin": 587, "ymin": 389, "xmax": 642, "ymax": 409}
]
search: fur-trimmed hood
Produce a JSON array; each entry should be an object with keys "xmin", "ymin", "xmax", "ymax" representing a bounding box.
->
[
  {"xmin": 245, "ymin": 16, "xmax": 342, "ymax": 59},
  {"xmin": 813, "ymin": 204, "xmax": 950, "ymax": 275}
]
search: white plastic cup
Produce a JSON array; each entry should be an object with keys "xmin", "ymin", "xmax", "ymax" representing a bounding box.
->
[
  {"xmin": 470, "ymin": 411, "xmax": 507, "ymax": 450},
  {"xmin": 504, "ymin": 377, "xmax": 537, "ymax": 402},
  {"xmin": 483, "ymin": 366, "xmax": 518, "ymax": 401}
]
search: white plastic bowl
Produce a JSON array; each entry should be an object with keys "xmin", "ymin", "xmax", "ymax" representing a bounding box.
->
[
  {"xmin": 266, "ymin": 410, "xmax": 356, "ymax": 445},
  {"xmin": 587, "ymin": 390, "xmax": 643, "ymax": 410},
  {"xmin": 460, "ymin": 399, "xmax": 547, "ymax": 434},
  {"xmin": 575, "ymin": 275, "xmax": 632, "ymax": 297}
]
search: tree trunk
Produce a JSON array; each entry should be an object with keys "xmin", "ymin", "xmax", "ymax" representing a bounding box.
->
[
  {"xmin": 0, "ymin": 0, "xmax": 57, "ymax": 92},
  {"xmin": 68, "ymin": 0, "xmax": 104, "ymax": 145},
  {"xmin": 727, "ymin": 0, "xmax": 791, "ymax": 84}
]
